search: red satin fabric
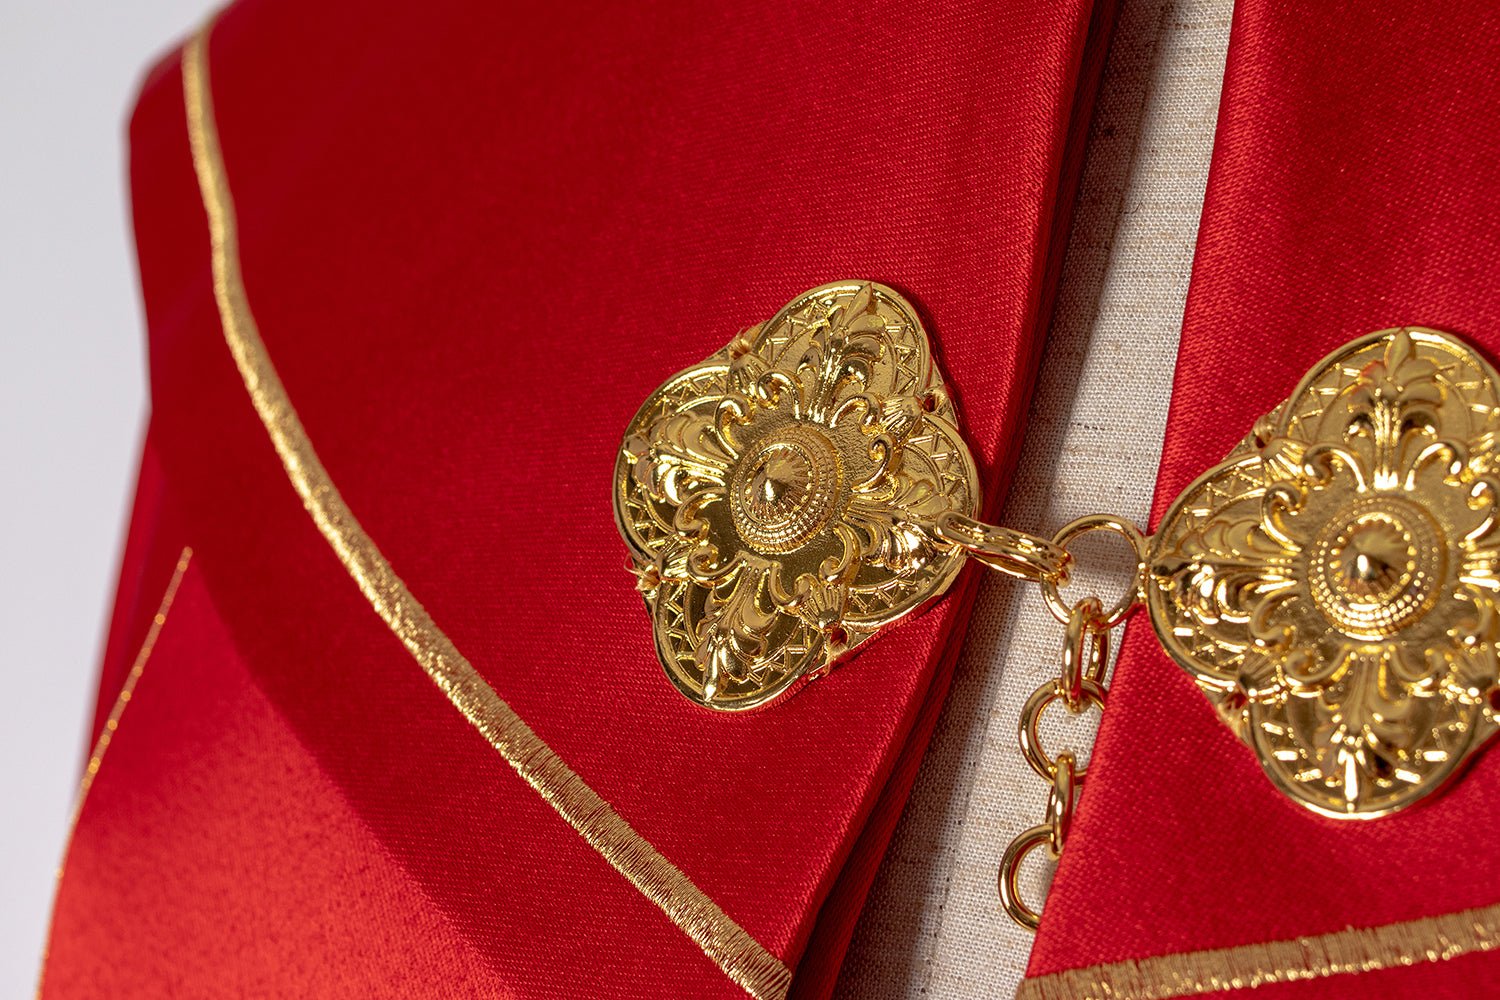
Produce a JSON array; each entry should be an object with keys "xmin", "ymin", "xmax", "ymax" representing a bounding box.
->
[
  {"xmin": 51, "ymin": 556, "xmax": 514, "ymax": 998},
  {"xmin": 47, "ymin": 1, "xmax": 1110, "ymax": 995},
  {"xmin": 1032, "ymin": 2, "xmax": 1500, "ymax": 994}
]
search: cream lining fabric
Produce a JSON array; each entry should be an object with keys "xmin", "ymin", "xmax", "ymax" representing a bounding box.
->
[{"xmin": 837, "ymin": 1, "xmax": 1233, "ymax": 996}]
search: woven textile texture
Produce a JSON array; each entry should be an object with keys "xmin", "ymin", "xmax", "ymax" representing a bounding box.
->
[{"xmin": 838, "ymin": 1, "xmax": 1231, "ymax": 996}]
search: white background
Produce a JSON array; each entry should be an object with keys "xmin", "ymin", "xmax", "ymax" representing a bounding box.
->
[{"xmin": 1, "ymin": 2, "xmax": 217, "ymax": 993}]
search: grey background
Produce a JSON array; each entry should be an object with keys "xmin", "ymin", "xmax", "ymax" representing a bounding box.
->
[{"xmin": 1, "ymin": 3, "xmax": 217, "ymax": 993}]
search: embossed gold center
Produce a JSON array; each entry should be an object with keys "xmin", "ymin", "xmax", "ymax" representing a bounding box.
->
[
  {"xmin": 1308, "ymin": 496, "xmax": 1444, "ymax": 639},
  {"xmin": 729, "ymin": 424, "xmax": 843, "ymax": 554}
]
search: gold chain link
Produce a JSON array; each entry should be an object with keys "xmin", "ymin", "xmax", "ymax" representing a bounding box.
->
[
  {"xmin": 987, "ymin": 514, "xmax": 1149, "ymax": 932},
  {"xmin": 935, "ymin": 511, "xmax": 1074, "ymax": 585}
]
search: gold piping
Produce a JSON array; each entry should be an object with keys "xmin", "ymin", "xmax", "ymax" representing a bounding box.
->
[
  {"xmin": 180, "ymin": 27, "xmax": 791, "ymax": 1000},
  {"xmin": 39, "ymin": 546, "xmax": 194, "ymax": 998},
  {"xmin": 75, "ymin": 547, "xmax": 195, "ymax": 810},
  {"xmin": 1018, "ymin": 902, "xmax": 1500, "ymax": 1000}
]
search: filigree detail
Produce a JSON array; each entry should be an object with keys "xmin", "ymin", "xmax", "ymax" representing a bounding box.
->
[
  {"xmin": 1148, "ymin": 329, "xmax": 1500, "ymax": 816},
  {"xmin": 614, "ymin": 283, "xmax": 979, "ymax": 710}
]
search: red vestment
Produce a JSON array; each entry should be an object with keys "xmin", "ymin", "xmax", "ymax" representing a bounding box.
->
[{"xmin": 43, "ymin": 1, "xmax": 1500, "ymax": 997}]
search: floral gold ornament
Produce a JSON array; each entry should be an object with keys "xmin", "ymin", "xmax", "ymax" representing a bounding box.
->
[
  {"xmin": 1147, "ymin": 328, "xmax": 1500, "ymax": 818},
  {"xmin": 614, "ymin": 282, "xmax": 1006, "ymax": 711},
  {"xmin": 615, "ymin": 286, "xmax": 1500, "ymax": 848}
]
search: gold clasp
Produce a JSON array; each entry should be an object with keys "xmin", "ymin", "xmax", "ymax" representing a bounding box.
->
[{"xmin": 615, "ymin": 284, "xmax": 1500, "ymax": 835}]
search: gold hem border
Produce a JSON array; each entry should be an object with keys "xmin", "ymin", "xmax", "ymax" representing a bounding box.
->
[
  {"xmin": 180, "ymin": 26, "xmax": 790, "ymax": 1000},
  {"xmin": 38, "ymin": 546, "xmax": 195, "ymax": 998},
  {"xmin": 1018, "ymin": 901, "xmax": 1500, "ymax": 1000}
]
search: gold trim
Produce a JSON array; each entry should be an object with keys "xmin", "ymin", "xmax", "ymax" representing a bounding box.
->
[
  {"xmin": 180, "ymin": 27, "xmax": 790, "ymax": 1000},
  {"xmin": 1018, "ymin": 902, "xmax": 1500, "ymax": 1000},
  {"xmin": 39, "ymin": 546, "xmax": 194, "ymax": 998},
  {"xmin": 75, "ymin": 547, "xmax": 195, "ymax": 810}
]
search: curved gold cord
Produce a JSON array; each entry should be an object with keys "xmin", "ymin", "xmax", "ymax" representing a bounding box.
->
[{"xmin": 181, "ymin": 27, "xmax": 789, "ymax": 1000}]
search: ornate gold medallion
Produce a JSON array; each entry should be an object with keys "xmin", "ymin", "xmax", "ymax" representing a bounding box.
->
[
  {"xmin": 614, "ymin": 283, "xmax": 983, "ymax": 710},
  {"xmin": 1147, "ymin": 329, "xmax": 1500, "ymax": 817}
]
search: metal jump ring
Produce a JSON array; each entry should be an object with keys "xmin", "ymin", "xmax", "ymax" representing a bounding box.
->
[
  {"xmin": 1045, "ymin": 750, "xmax": 1077, "ymax": 858},
  {"xmin": 998, "ymin": 823, "xmax": 1053, "ymax": 932},
  {"xmin": 1040, "ymin": 514, "xmax": 1149, "ymax": 627},
  {"xmin": 1019, "ymin": 676, "xmax": 1105, "ymax": 782},
  {"xmin": 1060, "ymin": 597, "xmax": 1108, "ymax": 712}
]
